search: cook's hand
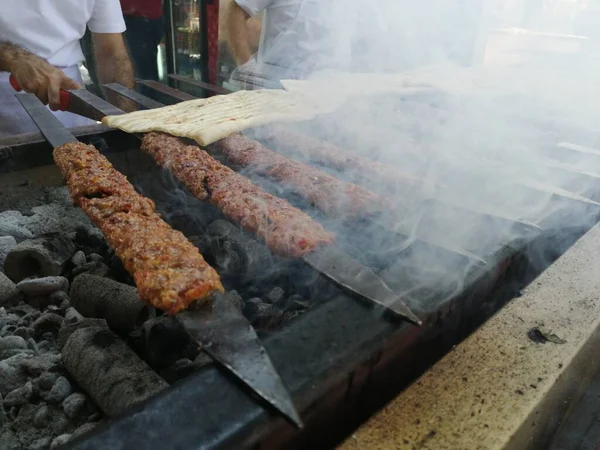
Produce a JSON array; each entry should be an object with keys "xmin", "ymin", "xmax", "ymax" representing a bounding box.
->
[{"xmin": 11, "ymin": 53, "xmax": 81, "ymax": 111}]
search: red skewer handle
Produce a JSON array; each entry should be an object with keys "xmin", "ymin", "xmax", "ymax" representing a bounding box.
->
[{"xmin": 9, "ymin": 74, "xmax": 70, "ymax": 111}]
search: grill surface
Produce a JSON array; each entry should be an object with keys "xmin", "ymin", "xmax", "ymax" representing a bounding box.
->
[
  {"xmin": 0, "ymin": 121, "xmax": 596, "ymax": 449},
  {"xmin": 1, "ymin": 80, "xmax": 599, "ymax": 449}
]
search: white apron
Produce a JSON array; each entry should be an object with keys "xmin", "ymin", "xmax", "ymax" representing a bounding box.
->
[{"xmin": 0, "ymin": 65, "xmax": 95, "ymax": 138}]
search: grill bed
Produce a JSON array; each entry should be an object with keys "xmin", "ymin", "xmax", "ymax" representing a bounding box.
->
[{"xmin": 1, "ymin": 80, "xmax": 599, "ymax": 450}]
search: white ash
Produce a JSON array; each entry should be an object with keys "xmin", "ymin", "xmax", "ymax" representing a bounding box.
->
[
  {"xmin": 48, "ymin": 291, "xmax": 69, "ymax": 308},
  {"xmin": 0, "ymin": 211, "xmax": 34, "ymax": 241},
  {"xmin": 17, "ymin": 277, "xmax": 69, "ymax": 297},
  {"xmin": 29, "ymin": 437, "xmax": 51, "ymax": 450},
  {"xmin": 0, "ymin": 187, "xmax": 101, "ymax": 244},
  {"xmin": 0, "ymin": 272, "xmax": 20, "ymax": 307},
  {"xmin": 31, "ymin": 314, "xmax": 63, "ymax": 340},
  {"xmin": 12, "ymin": 328, "xmax": 31, "ymax": 341},
  {"xmin": 3, "ymin": 235, "xmax": 76, "ymax": 283},
  {"xmin": 0, "ymin": 187, "xmax": 315, "ymax": 449},
  {"xmin": 50, "ymin": 434, "xmax": 71, "ymax": 449},
  {"xmin": 62, "ymin": 393, "xmax": 87, "ymax": 419},
  {"xmin": 63, "ymin": 308, "xmax": 84, "ymax": 325},
  {"xmin": 0, "ymin": 336, "xmax": 28, "ymax": 360},
  {"xmin": 3, "ymin": 382, "xmax": 33, "ymax": 407},
  {"xmin": 70, "ymin": 251, "xmax": 86, "ymax": 268},
  {"xmin": 265, "ymin": 286, "xmax": 285, "ymax": 304},
  {"xmin": 0, "ymin": 296, "xmax": 102, "ymax": 449},
  {"xmin": 0, "ymin": 236, "xmax": 16, "ymax": 271},
  {"xmin": 47, "ymin": 377, "xmax": 73, "ymax": 404}
]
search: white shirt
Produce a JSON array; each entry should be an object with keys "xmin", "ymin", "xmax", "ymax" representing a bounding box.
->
[
  {"xmin": 234, "ymin": 0, "xmax": 353, "ymax": 79},
  {"xmin": 0, "ymin": 0, "xmax": 126, "ymax": 137},
  {"xmin": 0, "ymin": 0, "xmax": 126, "ymax": 68}
]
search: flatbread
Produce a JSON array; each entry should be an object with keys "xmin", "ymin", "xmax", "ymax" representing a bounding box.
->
[
  {"xmin": 101, "ymin": 73, "xmax": 445, "ymax": 146},
  {"xmin": 102, "ymin": 88, "xmax": 330, "ymax": 146}
]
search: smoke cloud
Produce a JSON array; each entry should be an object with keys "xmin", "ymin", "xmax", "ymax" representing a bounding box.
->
[{"xmin": 241, "ymin": 0, "xmax": 600, "ymax": 311}]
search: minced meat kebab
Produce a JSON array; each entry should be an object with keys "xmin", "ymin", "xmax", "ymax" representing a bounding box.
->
[
  {"xmin": 54, "ymin": 141, "xmax": 224, "ymax": 314},
  {"xmin": 140, "ymin": 132, "xmax": 335, "ymax": 258},
  {"xmin": 213, "ymin": 133, "xmax": 388, "ymax": 218}
]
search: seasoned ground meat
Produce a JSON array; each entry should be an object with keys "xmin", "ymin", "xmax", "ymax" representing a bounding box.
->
[
  {"xmin": 214, "ymin": 134, "xmax": 388, "ymax": 218},
  {"xmin": 261, "ymin": 126, "xmax": 427, "ymax": 191},
  {"xmin": 67, "ymin": 168, "xmax": 131, "ymax": 204},
  {"xmin": 80, "ymin": 194, "xmax": 156, "ymax": 221},
  {"xmin": 141, "ymin": 132, "xmax": 334, "ymax": 258},
  {"xmin": 53, "ymin": 141, "xmax": 224, "ymax": 314}
]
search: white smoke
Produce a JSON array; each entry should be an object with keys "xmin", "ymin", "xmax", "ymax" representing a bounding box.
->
[{"xmin": 245, "ymin": 0, "xmax": 600, "ymax": 307}]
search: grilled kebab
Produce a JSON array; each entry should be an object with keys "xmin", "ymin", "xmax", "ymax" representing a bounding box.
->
[
  {"xmin": 140, "ymin": 132, "xmax": 335, "ymax": 258},
  {"xmin": 260, "ymin": 126, "xmax": 429, "ymax": 191},
  {"xmin": 213, "ymin": 133, "xmax": 388, "ymax": 218},
  {"xmin": 54, "ymin": 141, "xmax": 224, "ymax": 314}
]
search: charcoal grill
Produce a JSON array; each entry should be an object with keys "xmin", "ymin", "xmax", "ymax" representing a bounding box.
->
[{"xmin": 1, "ymin": 78, "xmax": 599, "ymax": 450}]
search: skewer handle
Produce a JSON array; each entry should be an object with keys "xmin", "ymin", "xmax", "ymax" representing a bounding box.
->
[{"xmin": 9, "ymin": 74, "xmax": 71, "ymax": 111}]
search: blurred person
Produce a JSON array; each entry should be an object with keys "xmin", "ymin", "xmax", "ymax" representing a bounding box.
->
[
  {"xmin": 218, "ymin": 0, "xmax": 262, "ymax": 85},
  {"xmin": 120, "ymin": 0, "xmax": 165, "ymax": 81},
  {"xmin": 225, "ymin": 0, "xmax": 488, "ymax": 88},
  {"xmin": 0, "ymin": 0, "xmax": 135, "ymax": 137},
  {"xmin": 224, "ymin": 0, "xmax": 355, "ymax": 89}
]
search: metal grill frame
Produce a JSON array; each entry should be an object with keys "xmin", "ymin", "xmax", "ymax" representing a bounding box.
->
[{"xmin": 0, "ymin": 128, "xmax": 592, "ymax": 450}]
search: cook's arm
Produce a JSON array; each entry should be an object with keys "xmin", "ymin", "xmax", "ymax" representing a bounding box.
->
[
  {"xmin": 0, "ymin": 41, "xmax": 81, "ymax": 110},
  {"xmin": 226, "ymin": 2, "xmax": 254, "ymax": 66},
  {"xmin": 91, "ymin": 33, "xmax": 136, "ymax": 112}
]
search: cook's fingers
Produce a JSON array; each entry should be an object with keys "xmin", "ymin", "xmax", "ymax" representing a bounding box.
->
[
  {"xmin": 35, "ymin": 84, "xmax": 50, "ymax": 106},
  {"xmin": 47, "ymin": 75, "xmax": 62, "ymax": 111},
  {"xmin": 60, "ymin": 76, "xmax": 82, "ymax": 90}
]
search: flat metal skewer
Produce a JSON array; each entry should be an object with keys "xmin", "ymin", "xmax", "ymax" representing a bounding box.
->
[
  {"xmin": 16, "ymin": 92, "xmax": 303, "ymax": 428},
  {"xmin": 105, "ymin": 84, "xmax": 423, "ymax": 324}
]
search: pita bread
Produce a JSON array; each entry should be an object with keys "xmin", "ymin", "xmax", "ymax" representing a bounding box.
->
[
  {"xmin": 102, "ymin": 69, "xmax": 521, "ymax": 146},
  {"xmin": 102, "ymin": 88, "xmax": 331, "ymax": 146}
]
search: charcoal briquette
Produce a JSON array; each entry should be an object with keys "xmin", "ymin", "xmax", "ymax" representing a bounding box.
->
[
  {"xmin": 47, "ymin": 376, "xmax": 73, "ymax": 404},
  {"xmin": 0, "ymin": 272, "xmax": 20, "ymax": 306},
  {"xmin": 159, "ymin": 358, "xmax": 198, "ymax": 384},
  {"xmin": 87, "ymin": 253, "xmax": 104, "ymax": 264},
  {"xmin": 70, "ymin": 251, "xmax": 87, "ymax": 268},
  {"xmin": 243, "ymin": 297, "xmax": 262, "ymax": 318},
  {"xmin": 0, "ymin": 236, "xmax": 17, "ymax": 271},
  {"xmin": 140, "ymin": 316, "xmax": 195, "ymax": 369},
  {"xmin": 50, "ymin": 433, "xmax": 71, "ymax": 449},
  {"xmin": 34, "ymin": 372, "xmax": 58, "ymax": 392},
  {"xmin": 49, "ymin": 290, "xmax": 69, "ymax": 306},
  {"xmin": 70, "ymin": 274, "xmax": 152, "ymax": 331},
  {"xmin": 61, "ymin": 324, "xmax": 168, "ymax": 417},
  {"xmin": 265, "ymin": 286, "xmax": 285, "ymax": 304},
  {"xmin": 62, "ymin": 392, "xmax": 87, "ymax": 419},
  {"xmin": 3, "ymin": 381, "xmax": 33, "ymax": 407},
  {"xmin": 207, "ymin": 220, "xmax": 240, "ymax": 238},
  {"xmin": 71, "ymin": 422, "xmax": 98, "ymax": 440},
  {"xmin": 17, "ymin": 276, "xmax": 69, "ymax": 297},
  {"xmin": 29, "ymin": 437, "xmax": 52, "ymax": 450},
  {"xmin": 225, "ymin": 290, "xmax": 244, "ymax": 312},
  {"xmin": 4, "ymin": 234, "xmax": 76, "ymax": 283},
  {"xmin": 31, "ymin": 314, "xmax": 63, "ymax": 339},
  {"xmin": 64, "ymin": 307, "xmax": 84, "ymax": 325},
  {"xmin": 58, "ymin": 318, "xmax": 107, "ymax": 350}
]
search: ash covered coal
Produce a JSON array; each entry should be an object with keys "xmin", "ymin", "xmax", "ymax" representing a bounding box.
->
[
  {"xmin": 0, "ymin": 191, "xmax": 108, "ymax": 448},
  {"xmin": 0, "ymin": 300, "xmax": 102, "ymax": 449},
  {"xmin": 0, "ymin": 186, "xmax": 321, "ymax": 448}
]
